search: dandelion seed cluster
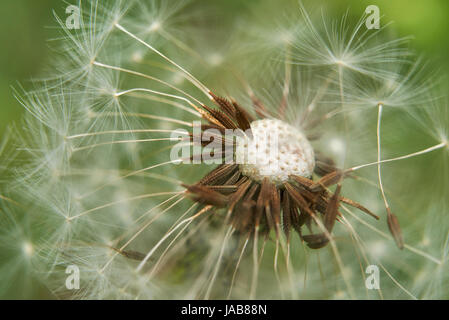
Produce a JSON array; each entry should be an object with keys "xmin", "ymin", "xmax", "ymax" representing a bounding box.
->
[
  {"xmin": 1, "ymin": 0, "xmax": 448, "ymax": 300},
  {"xmin": 236, "ymin": 119, "xmax": 315, "ymax": 184}
]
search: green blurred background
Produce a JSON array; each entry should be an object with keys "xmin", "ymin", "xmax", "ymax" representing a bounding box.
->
[{"xmin": 0, "ymin": 0, "xmax": 448, "ymax": 136}]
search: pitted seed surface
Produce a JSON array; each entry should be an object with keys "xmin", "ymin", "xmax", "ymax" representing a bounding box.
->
[{"xmin": 235, "ymin": 119, "xmax": 315, "ymax": 184}]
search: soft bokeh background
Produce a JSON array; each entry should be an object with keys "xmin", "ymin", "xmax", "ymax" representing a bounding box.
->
[{"xmin": 0, "ymin": 0, "xmax": 447, "ymax": 299}]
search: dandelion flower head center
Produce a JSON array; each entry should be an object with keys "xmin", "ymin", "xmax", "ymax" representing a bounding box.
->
[{"xmin": 236, "ymin": 118, "xmax": 315, "ymax": 185}]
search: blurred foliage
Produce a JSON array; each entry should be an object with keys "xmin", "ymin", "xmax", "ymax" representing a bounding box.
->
[{"xmin": 0, "ymin": 0, "xmax": 61, "ymax": 135}]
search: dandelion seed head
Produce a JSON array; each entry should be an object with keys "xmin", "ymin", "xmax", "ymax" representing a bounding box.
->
[
  {"xmin": 369, "ymin": 240, "xmax": 387, "ymax": 258},
  {"xmin": 279, "ymin": 30, "xmax": 293, "ymax": 44},
  {"xmin": 3, "ymin": 0, "xmax": 449, "ymax": 300},
  {"xmin": 334, "ymin": 58, "xmax": 348, "ymax": 67},
  {"xmin": 333, "ymin": 290, "xmax": 347, "ymax": 299},
  {"xmin": 131, "ymin": 51, "xmax": 144, "ymax": 63},
  {"xmin": 22, "ymin": 241, "xmax": 34, "ymax": 258},
  {"xmin": 420, "ymin": 236, "xmax": 431, "ymax": 247},
  {"xmin": 236, "ymin": 119, "xmax": 314, "ymax": 184},
  {"xmin": 171, "ymin": 72, "xmax": 186, "ymax": 85},
  {"xmin": 207, "ymin": 53, "xmax": 224, "ymax": 67},
  {"xmin": 328, "ymin": 137, "xmax": 346, "ymax": 158},
  {"xmin": 148, "ymin": 21, "xmax": 161, "ymax": 32}
]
